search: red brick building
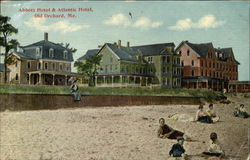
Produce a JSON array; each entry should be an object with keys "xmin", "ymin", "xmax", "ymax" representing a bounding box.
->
[{"xmin": 176, "ymin": 41, "xmax": 240, "ymax": 91}]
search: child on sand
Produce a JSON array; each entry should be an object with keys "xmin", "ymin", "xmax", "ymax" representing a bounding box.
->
[
  {"xmin": 202, "ymin": 132, "xmax": 225, "ymax": 158},
  {"xmin": 234, "ymin": 104, "xmax": 249, "ymax": 118},
  {"xmin": 169, "ymin": 137, "xmax": 187, "ymax": 160},
  {"xmin": 157, "ymin": 118, "xmax": 184, "ymax": 139},
  {"xmin": 206, "ymin": 104, "xmax": 220, "ymax": 122},
  {"xmin": 195, "ymin": 105, "xmax": 213, "ymax": 123}
]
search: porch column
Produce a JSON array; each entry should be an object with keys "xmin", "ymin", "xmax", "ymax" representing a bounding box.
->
[
  {"xmin": 146, "ymin": 77, "xmax": 148, "ymax": 86},
  {"xmin": 65, "ymin": 75, "xmax": 68, "ymax": 85},
  {"xmin": 134, "ymin": 76, "xmax": 136, "ymax": 85},
  {"xmin": 196, "ymin": 80, "xmax": 199, "ymax": 89},
  {"xmin": 103, "ymin": 76, "xmax": 106, "ymax": 85},
  {"xmin": 206, "ymin": 80, "xmax": 208, "ymax": 89},
  {"xmin": 111, "ymin": 76, "xmax": 114, "ymax": 87},
  {"xmin": 95, "ymin": 76, "xmax": 97, "ymax": 87},
  {"xmin": 52, "ymin": 74, "xmax": 55, "ymax": 86},
  {"xmin": 28, "ymin": 73, "xmax": 31, "ymax": 85},
  {"xmin": 120, "ymin": 75, "xmax": 122, "ymax": 84},
  {"xmin": 140, "ymin": 77, "xmax": 142, "ymax": 86},
  {"xmin": 39, "ymin": 73, "xmax": 42, "ymax": 85}
]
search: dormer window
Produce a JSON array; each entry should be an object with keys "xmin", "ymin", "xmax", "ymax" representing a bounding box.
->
[
  {"xmin": 36, "ymin": 48, "xmax": 40, "ymax": 56},
  {"xmin": 187, "ymin": 49, "xmax": 190, "ymax": 56},
  {"xmin": 49, "ymin": 48, "xmax": 54, "ymax": 58},
  {"xmin": 63, "ymin": 50, "xmax": 68, "ymax": 59}
]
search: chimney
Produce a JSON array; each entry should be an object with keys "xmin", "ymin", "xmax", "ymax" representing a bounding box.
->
[
  {"xmin": 127, "ymin": 41, "xmax": 130, "ymax": 48},
  {"xmin": 118, "ymin": 40, "xmax": 121, "ymax": 48},
  {"xmin": 44, "ymin": 32, "xmax": 48, "ymax": 41}
]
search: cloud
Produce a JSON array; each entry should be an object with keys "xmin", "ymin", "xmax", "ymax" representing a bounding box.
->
[
  {"xmin": 169, "ymin": 14, "xmax": 225, "ymax": 31},
  {"xmin": 133, "ymin": 17, "xmax": 163, "ymax": 29},
  {"xmin": 104, "ymin": 13, "xmax": 163, "ymax": 30},
  {"xmin": 24, "ymin": 17, "xmax": 90, "ymax": 33},
  {"xmin": 104, "ymin": 13, "xmax": 131, "ymax": 26}
]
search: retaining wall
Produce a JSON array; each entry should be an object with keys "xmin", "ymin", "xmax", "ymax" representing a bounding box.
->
[{"xmin": 0, "ymin": 93, "xmax": 202, "ymax": 111}]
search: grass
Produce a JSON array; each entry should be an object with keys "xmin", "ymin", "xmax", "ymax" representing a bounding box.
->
[{"xmin": 0, "ymin": 84, "xmax": 224, "ymax": 100}]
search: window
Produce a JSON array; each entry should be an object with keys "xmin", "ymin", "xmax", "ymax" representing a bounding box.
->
[
  {"xmin": 36, "ymin": 48, "xmax": 40, "ymax": 55},
  {"xmin": 110, "ymin": 57, "xmax": 113, "ymax": 63},
  {"xmin": 167, "ymin": 56, "xmax": 170, "ymax": 63},
  {"xmin": 26, "ymin": 74, "xmax": 29, "ymax": 82},
  {"xmin": 15, "ymin": 73, "xmax": 18, "ymax": 80},
  {"xmin": 44, "ymin": 62, "xmax": 48, "ymax": 70},
  {"xmin": 201, "ymin": 60, "xmax": 203, "ymax": 67},
  {"xmin": 181, "ymin": 61, "xmax": 184, "ymax": 66},
  {"xmin": 162, "ymin": 66, "xmax": 166, "ymax": 73},
  {"xmin": 59, "ymin": 64, "xmax": 63, "ymax": 71},
  {"xmin": 201, "ymin": 70, "xmax": 203, "ymax": 76},
  {"xmin": 187, "ymin": 49, "xmax": 190, "ymax": 56},
  {"xmin": 162, "ymin": 56, "xmax": 166, "ymax": 63},
  {"xmin": 110, "ymin": 65, "xmax": 113, "ymax": 71},
  {"xmin": 49, "ymin": 49, "xmax": 54, "ymax": 58},
  {"xmin": 179, "ymin": 51, "xmax": 182, "ymax": 55},
  {"xmin": 27, "ymin": 61, "xmax": 31, "ymax": 69},
  {"xmin": 52, "ymin": 63, "xmax": 55, "ymax": 70},
  {"xmin": 37, "ymin": 62, "xmax": 41, "ymax": 70},
  {"xmin": 191, "ymin": 60, "xmax": 194, "ymax": 66},
  {"xmin": 15, "ymin": 62, "xmax": 18, "ymax": 67},
  {"xmin": 63, "ymin": 51, "xmax": 68, "ymax": 59},
  {"xmin": 192, "ymin": 70, "xmax": 194, "ymax": 76}
]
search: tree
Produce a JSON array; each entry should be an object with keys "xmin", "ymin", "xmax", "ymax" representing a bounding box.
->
[
  {"xmin": 0, "ymin": 15, "xmax": 19, "ymax": 83},
  {"xmin": 58, "ymin": 42, "xmax": 77, "ymax": 53},
  {"xmin": 74, "ymin": 54, "xmax": 102, "ymax": 86}
]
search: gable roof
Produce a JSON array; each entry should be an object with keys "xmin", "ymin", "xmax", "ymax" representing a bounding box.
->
[
  {"xmin": 20, "ymin": 40, "xmax": 74, "ymax": 62},
  {"xmin": 0, "ymin": 63, "xmax": 10, "ymax": 72},
  {"xmin": 79, "ymin": 42, "xmax": 175, "ymax": 62},
  {"xmin": 185, "ymin": 41, "xmax": 214, "ymax": 58}
]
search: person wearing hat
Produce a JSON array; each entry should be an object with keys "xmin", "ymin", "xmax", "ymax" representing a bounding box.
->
[
  {"xmin": 157, "ymin": 118, "xmax": 184, "ymax": 139},
  {"xmin": 70, "ymin": 79, "xmax": 81, "ymax": 101},
  {"xmin": 195, "ymin": 104, "xmax": 213, "ymax": 123},
  {"xmin": 202, "ymin": 132, "xmax": 225, "ymax": 158},
  {"xmin": 169, "ymin": 137, "xmax": 187, "ymax": 159},
  {"xmin": 234, "ymin": 104, "xmax": 249, "ymax": 118}
]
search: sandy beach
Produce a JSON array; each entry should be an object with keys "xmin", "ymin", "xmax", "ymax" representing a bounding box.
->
[{"xmin": 0, "ymin": 94, "xmax": 249, "ymax": 160}]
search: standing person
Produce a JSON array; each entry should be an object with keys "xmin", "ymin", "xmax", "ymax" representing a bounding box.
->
[
  {"xmin": 195, "ymin": 104, "xmax": 213, "ymax": 123},
  {"xmin": 169, "ymin": 137, "xmax": 187, "ymax": 159},
  {"xmin": 70, "ymin": 79, "xmax": 81, "ymax": 101},
  {"xmin": 157, "ymin": 118, "xmax": 184, "ymax": 139},
  {"xmin": 206, "ymin": 104, "xmax": 220, "ymax": 122},
  {"xmin": 202, "ymin": 132, "xmax": 225, "ymax": 158},
  {"xmin": 234, "ymin": 104, "xmax": 249, "ymax": 118}
]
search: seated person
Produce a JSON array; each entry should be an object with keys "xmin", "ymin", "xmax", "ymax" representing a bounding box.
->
[
  {"xmin": 202, "ymin": 132, "xmax": 225, "ymax": 158},
  {"xmin": 195, "ymin": 105, "xmax": 213, "ymax": 123},
  {"xmin": 206, "ymin": 104, "xmax": 220, "ymax": 122},
  {"xmin": 234, "ymin": 104, "xmax": 249, "ymax": 118},
  {"xmin": 169, "ymin": 137, "xmax": 187, "ymax": 159},
  {"xmin": 157, "ymin": 118, "xmax": 184, "ymax": 139}
]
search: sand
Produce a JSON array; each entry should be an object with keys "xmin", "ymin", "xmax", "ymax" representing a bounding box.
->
[{"xmin": 0, "ymin": 94, "xmax": 249, "ymax": 160}]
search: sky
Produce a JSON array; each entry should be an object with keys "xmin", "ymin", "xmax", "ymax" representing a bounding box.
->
[{"xmin": 1, "ymin": 1, "xmax": 249, "ymax": 81}]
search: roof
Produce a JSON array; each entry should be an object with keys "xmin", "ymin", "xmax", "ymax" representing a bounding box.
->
[
  {"xmin": 185, "ymin": 41, "xmax": 214, "ymax": 58},
  {"xmin": 0, "ymin": 63, "xmax": 10, "ymax": 72},
  {"xmin": 19, "ymin": 40, "xmax": 73, "ymax": 62},
  {"xmin": 215, "ymin": 48, "xmax": 240, "ymax": 64},
  {"xmin": 79, "ymin": 42, "xmax": 175, "ymax": 62},
  {"xmin": 77, "ymin": 49, "xmax": 99, "ymax": 61}
]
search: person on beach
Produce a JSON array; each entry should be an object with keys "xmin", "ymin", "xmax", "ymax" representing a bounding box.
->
[
  {"xmin": 206, "ymin": 104, "xmax": 220, "ymax": 122},
  {"xmin": 195, "ymin": 104, "xmax": 213, "ymax": 123},
  {"xmin": 202, "ymin": 132, "xmax": 225, "ymax": 158},
  {"xmin": 157, "ymin": 118, "xmax": 184, "ymax": 139},
  {"xmin": 233, "ymin": 104, "xmax": 249, "ymax": 118},
  {"xmin": 169, "ymin": 137, "xmax": 187, "ymax": 159},
  {"xmin": 70, "ymin": 79, "xmax": 81, "ymax": 101}
]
